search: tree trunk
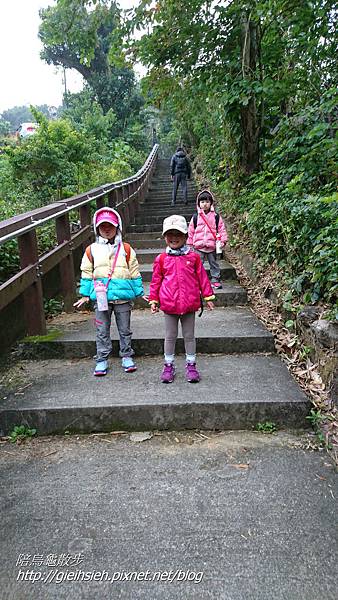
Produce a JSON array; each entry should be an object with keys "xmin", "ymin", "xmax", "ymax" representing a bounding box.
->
[{"xmin": 240, "ymin": 13, "xmax": 260, "ymax": 175}]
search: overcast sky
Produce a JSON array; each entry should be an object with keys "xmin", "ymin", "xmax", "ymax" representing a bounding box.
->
[{"xmin": 0, "ymin": 0, "xmax": 139, "ymax": 114}]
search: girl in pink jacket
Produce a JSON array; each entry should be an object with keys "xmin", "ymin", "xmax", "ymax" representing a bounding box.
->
[
  {"xmin": 149, "ymin": 214, "xmax": 215, "ymax": 383},
  {"xmin": 187, "ymin": 189, "xmax": 227, "ymax": 289}
]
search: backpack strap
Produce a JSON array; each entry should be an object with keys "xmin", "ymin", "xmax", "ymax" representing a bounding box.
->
[
  {"xmin": 85, "ymin": 245, "xmax": 93, "ymax": 263},
  {"xmin": 123, "ymin": 242, "xmax": 131, "ymax": 265},
  {"xmin": 159, "ymin": 252, "xmax": 166, "ymax": 273},
  {"xmin": 193, "ymin": 212, "xmax": 219, "ymax": 232},
  {"xmin": 85, "ymin": 242, "xmax": 131, "ymax": 265}
]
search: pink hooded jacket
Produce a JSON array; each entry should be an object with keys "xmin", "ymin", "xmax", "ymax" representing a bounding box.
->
[
  {"xmin": 187, "ymin": 190, "xmax": 227, "ymax": 252},
  {"xmin": 149, "ymin": 251, "xmax": 215, "ymax": 314}
]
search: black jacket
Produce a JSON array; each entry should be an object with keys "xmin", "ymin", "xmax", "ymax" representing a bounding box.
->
[{"xmin": 170, "ymin": 150, "xmax": 191, "ymax": 177}]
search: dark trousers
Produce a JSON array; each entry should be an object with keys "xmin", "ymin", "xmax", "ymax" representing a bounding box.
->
[{"xmin": 172, "ymin": 173, "xmax": 188, "ymax": 204}]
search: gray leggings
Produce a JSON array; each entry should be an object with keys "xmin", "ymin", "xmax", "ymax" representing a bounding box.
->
[
  {"xmin": 164, "ymin": 312, "xmax": 196, "ymax": 357},
  {"xmin": 94, "ymin": 302, "xmax": 134, "ymax": 361}
]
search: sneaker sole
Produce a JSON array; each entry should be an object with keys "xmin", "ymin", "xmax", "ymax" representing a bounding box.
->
[{"xmin": 94, "ymin": 371, "xmax": 107, "ymax": 377}]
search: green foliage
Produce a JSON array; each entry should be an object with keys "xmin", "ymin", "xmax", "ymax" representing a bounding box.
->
[
  {"xmin": 306, "ymin": 409, "xmax": 325, "ymax": 429},
  {"xmin": 44, "ymin": 297, "xmax": 64, "ymax": 317},
  {"xmin": 0, "ymin": 86, "xmax": 151, "ymax": 280},
  {"xmin": 9, "ymin": 425, "xmax": 37, "ymax": 443},
  {"xmin": 129, "ymin": 0, "xmax": 336, "ymax": 175},
  {"xmin": 305, "ymin": 409, "xmax": 328, "ymax": 446},
  {"xmin": 22, "ymin": 330, "xmax": 63, "ymax": 343},
  {"xmin": 255, "ymin": 421, "xmax": 277, "ymax": 434},
  {"xmin": 1, "ymin": 104, "xmax": 51, "ymax": 132},
  {"xmin": 0, "ymin": 119, "xmax": 11, "ymax": 137},
  {"xmin": 39, "ymin": 1, "xmax": 144, "ymax": 127},
  {"xmin": 223, "ymin": 90, "xmax": 337, "ymax": 304},
  {"xmin": 62, "ymin": 89, "xmax": 116, "ymax": 145},
  {"xmin": 5, "ymin": 110, "xmax": 93, "ymax": 204}
]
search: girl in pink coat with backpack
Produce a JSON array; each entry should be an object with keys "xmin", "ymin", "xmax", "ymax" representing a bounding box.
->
[
  {"xmin": 149, "ymin": 215, "xmax": 215, "ymax": 383},
  {"xmin": 187, "ymin": 189, "xmax": 227, "ymax": 289}
]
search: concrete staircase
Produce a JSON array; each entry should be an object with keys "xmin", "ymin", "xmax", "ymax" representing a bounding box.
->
[{"xmin": 0, "ymin": 158, "xmax": 309, "ymax": 435}]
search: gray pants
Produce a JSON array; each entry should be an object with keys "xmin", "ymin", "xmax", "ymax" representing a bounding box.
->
[
  {"xmin": 94, "ymin": 302, "xmax": 134, "ymax": 361},
  {"xmin": 172, "ymin": 173, "xmax": 188, "ymax": 204},
  {"xmin": 164, "ymin": 312, "xmax": 196, "ymax": 357},
  {"xmin": 195, "ymin": 249, "xmax": 220, "ymax": 281}
]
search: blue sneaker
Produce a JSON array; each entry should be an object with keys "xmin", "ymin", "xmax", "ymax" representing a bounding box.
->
[
  {"xmin": 94, "ymin": 360, "xmax": 108, "ymax": 377},
  {"xmin": 122, "ymin": 357, "xmax": 137, "ymax": 373}
]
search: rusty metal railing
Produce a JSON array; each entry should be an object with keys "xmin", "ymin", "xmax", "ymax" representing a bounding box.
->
[{"xmin": 0, "ymin": 144, "xmax": 159, "ymax": 336}]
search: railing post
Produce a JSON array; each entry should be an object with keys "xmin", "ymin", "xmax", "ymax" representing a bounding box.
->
[
  {"xmin": 127, "ymin": 182, "xmax": 135, "ymax": 224},
  {"xmin": 96, "ymin": 197, "xmax": 105, "ymax": 209},
  {"xmin": 56, "ymin": 214, "xmax": 76, "ymax": 312},
  {"xmin": 79, "ymin": 204, "xmax": 92, "ymax": 251},
  {"xmin": 115, "ymin": 188, "xmax": 124, "ymax": 228},
  {"xmin": 122, "ymin": 185, "xmax": 130, "ymax": 229},
  {"xmin": 108, "ymin": 188, "xmax": 117, "ymax": 208},
  {"xmin": 18, "ymin": 231, "xmax": 47, "ymax": 335},
  {"xmin": 133, "ymin": 178, "xmax": 140, "ymax": 215},
  {"xmin": 139, "ymin": 176, "xmax": 146, "ymax": 203}
]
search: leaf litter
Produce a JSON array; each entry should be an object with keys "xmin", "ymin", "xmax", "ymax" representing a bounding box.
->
[{"xmin": 225, "ymin": 248, "xmax": 338, "ymax": 466}]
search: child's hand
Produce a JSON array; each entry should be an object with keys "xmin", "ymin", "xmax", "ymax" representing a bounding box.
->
[
  {"xmin": 73, "ymin": 297, "xmax": 89, "ymax": 308},
  {"xmin": 150, "ymin": 303, "xmax": 159, "ymax": 314},
  {"xmin": 142, "ymin": 294, "xmax": 150, "ymax": 302},
  {"xmin": 206, "ymin": 301, "xmax": 214, "ymax": 311}
]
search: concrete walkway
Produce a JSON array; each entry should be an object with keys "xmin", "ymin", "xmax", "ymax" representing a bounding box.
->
[{"xmin": 0, "ymin": 431, "xmax": 337, "ymax": 600}]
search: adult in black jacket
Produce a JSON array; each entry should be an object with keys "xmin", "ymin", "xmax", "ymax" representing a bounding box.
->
[{"xmin": 170, "ymin": 147, "xmax": 192, "ymax": 205}]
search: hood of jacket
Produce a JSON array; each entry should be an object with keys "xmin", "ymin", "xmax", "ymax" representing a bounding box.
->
[
  {"xmin": 196, "ymin": 189, "xmax": 215, "ymax": 212},
  {"xmin": 175, "ymin": 149, "xmax": 186, "ymax": 158},
  {"xmin": 93, "ymin": 206, "xmax": 123, "ymax": 245}
]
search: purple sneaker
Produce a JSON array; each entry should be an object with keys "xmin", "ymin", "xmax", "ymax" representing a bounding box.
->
[
  {"xmin": 185, "ymin": 362, "xmax": 200, "ymax": 383},
  {"xmin": 161, "ymin": 363, "xmax": 175, "ymax": 383}
]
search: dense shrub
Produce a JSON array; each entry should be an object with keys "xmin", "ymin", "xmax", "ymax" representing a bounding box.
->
[{"xmin": 217, "ymin": 90, "xmax": 337, "ymax": 307}]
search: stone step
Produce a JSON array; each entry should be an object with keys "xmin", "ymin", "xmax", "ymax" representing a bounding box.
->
[
  {"xmin": 135, "ymin": 247, "xmax": 166, "ymax": 262},
  {"xmin": 131, "ymin": 281, "xmax": 247, "ymax": 308},
  {"xmin": 141, "ymin": 194, "xmax": 196, "ymax": 207},
  {"xmin": 141, "ymin": 204, "xmax": 196, "ymax": 213},
  {"xmin": 135, "ymin": 213, "xmax": 193, "ymax": 225},
  {"xmin": 0, "ymin": 355, "xmax": 309, "ymax": 435},
  {"xmin": 147, "ymin": 182, "xmax": 195, "ymax": 188},
  {"xmin": 146, "ymin": 190, "xmax": 196, "ymax": 197},
  {"xmin": 128, "ymin": 224, "xmax": 164, "ymax": 233},
  {"xmin": 127, "ymin": 238, "xmax": 164, "ymax": 249},
  {"xmin": 145, "ymin": 187, "xmax": 196, "ymax": 194},
  {"xmin": 144, "ymin": 198, "xmax": 196, "ymax": 205},
  {"xmin": 126, "ymin": 232, "xmax": 163, "ymax": 241},
  {"xmin": 141, "ymin": 201, "xmax": 196, "ymax": 209},
  {"xmin": 148, "ymin": 188, "xmax": 196, "ymax": 195},
  {"xmin": 136, "ymin": 213, "xmax": 195, "ymax": 224},
  {"xmin": 143, "ymin": 201, "xmax": 196, "ymax": 209},
  {"xmin": 18, "ymin": 307, "xmax": 274, "ymax": 359},
  {"xmin": 135, "ymin": 248, "xmax": 228, "ymax": 265},
  {"xmin": 139, "ymin": 260, "xmax": 237, "ymax": 280}
]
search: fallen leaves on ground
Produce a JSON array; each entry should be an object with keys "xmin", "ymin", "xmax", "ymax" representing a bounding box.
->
[{"xmin": 225, "ymin": 247, "xmax": 338, "ymax": 466}]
